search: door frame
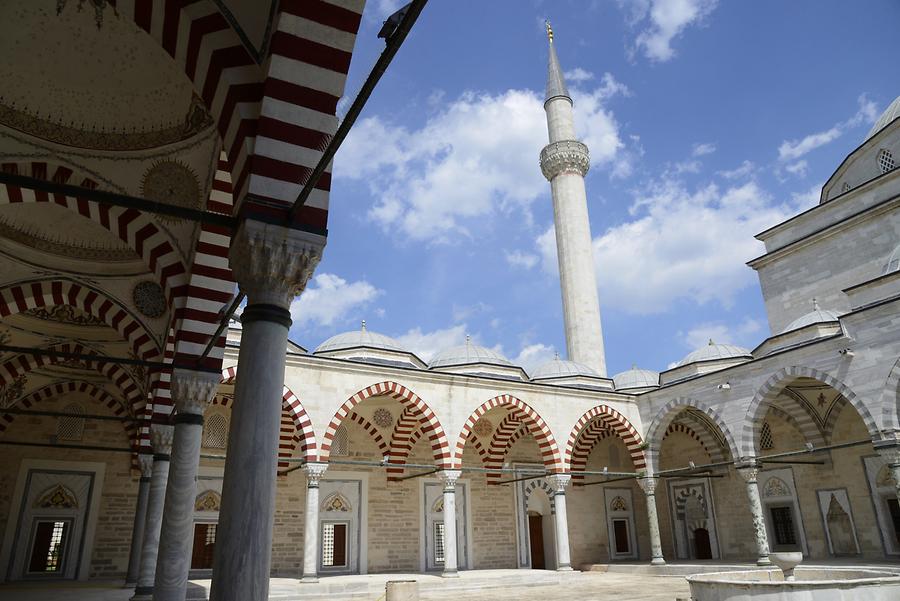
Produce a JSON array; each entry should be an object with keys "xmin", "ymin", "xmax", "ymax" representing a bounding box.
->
[
  {"xmin": 418, "ymin": 477, "xmax": 473, "ymax": 573},
  {"xmin": 319, "ymin": 471, "xmax": 368, "ymax": 575},
  {"xmin": 0, "ymin": 460, "xmax": 106, "ymax": 582}
]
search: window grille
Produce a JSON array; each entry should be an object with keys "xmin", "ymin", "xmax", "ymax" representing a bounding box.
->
[
  {"xmin": 203, "ymin": 414, "xmax": 228, "ymax": 449},
  {"xmin": 321, "ymin": 522, "xmax": 347, "ymax": 567},
  {"xmin": 879, "ymin": 149, "xmax": 895, "ymax": 174},
  {"xmin": 760, "ymin": 421, "xmax": 774, "ymax": 450},
  {"xmin": 332, "ymin": 425, "xmax": 349, "ymax": 456},
  {"xmin": 433, "ymin": 522, "xmax": 446, "ymax": 563},
  {"xmin": 205, "ymin": 523, "xmax": 217, "ymax": 545},
  {"xmin": 57, "ymin": 403, "xmax": 85, "ymax": 441}
]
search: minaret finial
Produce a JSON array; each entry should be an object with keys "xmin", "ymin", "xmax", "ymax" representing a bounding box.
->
[
  {"xmin": 545, "ymin": 20, "xmax": 554, "ymax": 43},
  {"xmin": 812, "ymin": 297, "xmax": 819, "ymax": 310},
  {"xmin": 361, "ymin": 319, "xmax": 367, "ymax": 331}
]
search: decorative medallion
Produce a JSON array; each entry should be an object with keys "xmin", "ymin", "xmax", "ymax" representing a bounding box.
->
[
  {"xmin": 322, "ymin": 492, "xmax": 352, "ymax": 512},
  {"xmin": 762, "ymin": 476, "xmax": 790, "ymax": 498},
  {"xmin": 0, "ymin": 374, "xmax": 27, "ymax": 408},
  {"xmin": 195, "ymin": 490, "xmax": 221, "ymax": 512},
  {"xmin": 473, "ymin": 418, "xmax": 493, "ymax": 437},
  {"xmin": 36, "ymin": 484, "xmax": 78, "ymax": 509},
  {"xmin": 140, "ymin": 160, "xmax": 201, "ymax": 223},
  {"xmin": 373, "ymin": 408, "xmax": 394, "ymax": 428},
  {"xmin": 23, "ymin": 305, "xmax": 107, "ymax": 327},
  {"xmin": 133, "ymin": 281, "xmax": 166, "ymax": 319},
  {"xmin": 610, "ymin": 496, "xmax": 628, "ymax": 512}
]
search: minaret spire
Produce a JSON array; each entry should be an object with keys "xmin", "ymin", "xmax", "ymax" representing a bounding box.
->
[{"xmin": 539, "ymin": 27, "xmax": 608, "ymax": 376}]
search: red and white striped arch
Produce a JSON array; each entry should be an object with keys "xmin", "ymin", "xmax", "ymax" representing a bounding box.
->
[
  {"xmin": 569, "ymin": 422, "xmax": 614, "ymax": 483},
  {"xmin": 566, "ymin": 406, "xmax": 646, "ymax": 472},
  {"xmin": 386, "ymin": 406, "xmax": 425, "ymax": 479},
  {"xmin": 484, "ymin": 410, "xmax": 532, "ymax": 484},
  {"xmin": 454, "ymin": 395, "xmax": 563, "ymax": 473},
  {"xmin": 0, "ymin": 380, "xmax": 136, "ymax": 446},
  {"xmin": 322, "ymin": 381, "xmax": 451, "ymax": 466},
  {"xmin": 0, "ymin": 342, "xmax": 146, "ymax": 417},
  {"xmin": 0, "ymin": 280, "xmax": 162, "ymax": 361},
  {"xmin": 0, "ymin": 161, "xmax": 187, "ymax": 302}
]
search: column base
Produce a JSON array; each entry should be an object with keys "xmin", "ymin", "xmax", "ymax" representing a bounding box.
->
[
  {"xmin": 300, "ymin": 575, "xmax": 319, "ymax": 584},
  {"xmin": 130, "ymin": 587, "xmax": 153, "ymax": 601},
  {"xmin": 441, "ymin": 569, "xmax": 459, "ymax": 578},
  {"xmin": 556, "ymin": 565, "xmax": 573, "ymax": 572},
  {"xmin": 650, "ymin": 557, "xmax": 666, "ymax": 566},
  {"xmin": 757, "ymin": 557, "xmax": 772, "ymax": 566},
  {"xmin": 124, "ymin": 580, "xmax": 137, "ymax": 588}
]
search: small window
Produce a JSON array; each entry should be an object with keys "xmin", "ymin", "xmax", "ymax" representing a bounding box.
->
[
  {"xmin": 28, "ymin": 520, "xmax": 70, "ymax": 573},
  {"xmin": 321, "ymin": 522, "xmax": 348, "ymax": 568},
  {"xmin": 879, "ymin": 149, "xmax": 895, "ymax": 174},
  {"xmin": 332, "ymin": 425, "xmax": 349, "ymax": 456},
  {"xmin": 770, "ymin": 506, "xmax": 797, "ymax": 547},
  {"xmin": 202, "ymin": 414, "xmax": 228, "ymax": 449},
  {"xmin": 433, "ymin": 522, "xmax": 446, "ymax": 563},
  {"xmin": 191, "ymin": 523, "xmax": 217, "ymax": 569},
  {"xmin": 760, "ymin": 422, "xmax": 774, "ymax": 451},
  {"xmin": 57, "ymin": 403, "xmax": 85, "ymax": 441}
]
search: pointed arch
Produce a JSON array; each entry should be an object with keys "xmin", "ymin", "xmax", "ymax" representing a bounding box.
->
[
  {"xmin": 742, "ymin": 366, "xmax": 879, "ymax": 458},
  {"xmin": 0, "ymin": 279, "xmax": 162, "ymax": 361},
  {"xmin": 453, "ymin": 394, "xmax": 562, "ymax": 473},
  {"xmin": 566, "ymin": 405, "xmax": 646, "ymax": 473},
  {"xmin": 386, "ymin": 406, "xmax": 428, "ymax": 479},
  {"xmin": 570, "ymin": 422, "xmax": 616, "ymax": 483},
  {"xmin": 484, "ymin": 412, "xmax": 533, "ymax": 484},
  {"xmin": 878, "ymin": 355, "xmax": 900, "ymax": 431},
  {"xmin": 646, "ymin": 397, "xmax": 740, "ymax": 474},
  {"xmin": 322, "ymin": 381, "xmax": 451, "ymax": 467}
]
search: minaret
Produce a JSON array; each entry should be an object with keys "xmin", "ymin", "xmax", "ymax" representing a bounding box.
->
[{"xmin": 540, "ymin": 22, "xmax": 608, "ymax": 376}]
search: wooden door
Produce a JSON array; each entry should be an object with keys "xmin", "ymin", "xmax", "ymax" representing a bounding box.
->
[
  {"xmin": 528, "ymin": 514, "xmax": 545, "ymax": 569},
  {"xmin": 191, "ymin": 523, "xmax": 216, "ymax": 569},
  {"xmin": 693, "ymin": 528, "xmax": 712, "ymax": 560},
  {"xmin": 613, "ymin": 519, "xmax": 630, "ymax": 554}
]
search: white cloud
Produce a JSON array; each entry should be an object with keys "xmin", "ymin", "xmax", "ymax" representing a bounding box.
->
[
  {"xmin": 338, "ymin": 81, "xmax": 627, "ymax": 242},
  {"xmin": 564, "ymin": 67, "xmax": 594, "ymax": 82},
  {"xmin": 717, "ymin": 160, "xmax": 755, "ymax": 180},
  {"xmin": 681, "ymin": 317, "xmax": 763, "ymax": 350},
  {"xmin": 395, "ymin": 324, "xmax": 468, "ymax": 362},
  {"xmin": 784, "ymin": 160, "xmax": 808, "ymax": 177},
  {"xmin": 513, "ymin": 343, "xmax": 557, "ymax": 372},
  {"xmin": 375, "ymin": 0, "xmax": 404, "ymax": 18},
  {"xmin": 777, "ymin": 94, "xmax": 879, "ymax": 161},
  {"xmin": 791, "ymin": 184, "xmax": 822, "ymax": 211},
  {"xmin": 538, "ymin": 179, "xmax": 808, "ymax": 314},
  {"xmin": 692, "ymin": 142, "xmax": 716, "ymax": 157},
  {"xmin": 626, "ymin": 0, "xmax": 719, "ymax": 62},
  {"xmin": 505, "ymin": 249, "xmax": 539, "ymax": 269},
  {"xmin": 290, "ymin": 273, "xmax": 382, "ymax": 328}
]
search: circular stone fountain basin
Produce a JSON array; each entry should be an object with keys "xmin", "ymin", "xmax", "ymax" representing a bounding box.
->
[{"xmin": 687, "ymin": 567, "xmax": 900, "ymax": 601}]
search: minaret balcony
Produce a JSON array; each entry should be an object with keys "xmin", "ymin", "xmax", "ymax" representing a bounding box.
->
[{"xmin": 540, "ymin": 140, "xmax": 590, "ymax": 181}]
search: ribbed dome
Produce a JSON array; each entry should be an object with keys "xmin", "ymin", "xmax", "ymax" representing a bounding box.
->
[
  {"xmin": 429, "ymin": 337, "xmax": 513, "ymax": 369},
  {"xmin": 678, "ymin": 340, "xmax": 752, "ymax": 367},
  {"xmin": 531, "ymin": 355, "xmax": 598, "ymax": 380},
  {"xmin": 782, "ymin": 300, "xmax": 840, "ymax": 333},
  {"xmin": 867, "ymin": 95, "xmax": 900, "ymax": 141},
  {"xmin": 613, "ymin": 366, "xmax": 660, "ymax": 390},
  {"xmin": 315, "ymin": 321, "xmax": 406, "ymax": 354}
]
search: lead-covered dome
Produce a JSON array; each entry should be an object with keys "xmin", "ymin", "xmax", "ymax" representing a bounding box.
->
[
  {"xmin": 867, "ymin": 95, "xmax": 900, "ymax": 141},
  {"xmin": 315, "ymin": 321, "xmax": 407, "ymax": 354},
  {"xmin": 782, "ymin": 300, "xmax": 840, "ymax": 334},
  {"xmin": 531, "ymin": 356, "xmax": 598, "ymax": 380},
  {"xmin": 613, "ymin": 366, "xmax": 660, "ymax": 390},
  {"xmin": 678, "ymin": 339, "xmax": 752, "ymax": 367},
  {"xmin": 429, "ymin": 337, "xmax": 513, "ymax": 369}
]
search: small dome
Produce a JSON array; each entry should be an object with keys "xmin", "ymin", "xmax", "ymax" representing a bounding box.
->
[
  {"xmin": 315, "ymin": 321, "xmax": 406, "ymax": 354},
  {"xmin": 678, "ymin": 339, "xmax": 752, "ymax": 367},
  {"xmin": 531, "ymin": 355, "xmax": 599, "ymax": 380},
  {"xmin": 613, "ymin": 366, "xmax": 660, "ymax": 390},
  {"xmin": 867, "ymin": 95, "xmax": 900, "ymax": 141},
  {"xmin": 429, "ymin": 337, "xmax": 513, "ymax": 369},
  {"xmin": 782, "ymin": 299, "xmax": 840, "ymax": 333}
]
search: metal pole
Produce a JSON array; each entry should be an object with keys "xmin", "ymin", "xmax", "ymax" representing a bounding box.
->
[
  {"xmin": 0, "ymin": 408, "xmax": 140, "ymax": 422},
  {"xmin": 0, "ymin": 439, "xmax": 135, "ymax": 453},
  {"xmin": 0, "ymin": 344, "xmax": 220, "ymax": 374}
]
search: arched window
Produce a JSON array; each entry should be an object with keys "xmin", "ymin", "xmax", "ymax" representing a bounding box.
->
[
  {"xmin": 57, "ymin": 403, "xmax": 85, "ymax": 441},
  {"xmin": 331, "ymin": 425, "xmax": 349, "ymax": 456},
  {"xmin": 760, "ymin": 421, "xmax": 774, "ymax": 451},
  {"xmin": 879, "ymin": 149, "xmax": 895, "ymax": 174},
  {"xmin": 202, "ymin": 413, "xmax": 229, "ymax": 449}
]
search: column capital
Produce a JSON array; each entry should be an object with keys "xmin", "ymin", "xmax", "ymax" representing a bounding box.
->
[
  {"xmin": 737, "ymin": 465, "xmax": 761, "ymax": 483},
  {"xmin": 876, "ymin": 443, "xmax": 900, "ymax": 467},
  {"xmin": 438, "ymin": 469, "xmax": 462, "ymax": 489},
  {"xmin": 637, "ymin": 476, "xmax": 659, "ymax": 496},
  {"xmin": 137, "ymin": 454, "xmax": 154, "ymax": 478},
  {"xmin": 171, "ymin": 369, "xmax": 219, "ymax": 416},
  {"xmin": 229, "ymin": 219, "xmax": 324, "ymax": 309},
  {"xmin": 303, "ymin": 462, "xmax": 328, "ymax": 486},
  {"xmin": 546, "ymin": 473, "xmax": 571, "ymax": 493},
  {"xmin": 150, "ymin": 424, "xmax": 174, "ymax": 457}
]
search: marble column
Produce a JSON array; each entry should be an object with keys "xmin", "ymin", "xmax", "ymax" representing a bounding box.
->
[
  {"xmin": 132, "ymin": 426, "xmax": 174, "ymax": 601},
  {"xmin": 125, "ymin": 455, "xmax": 154, "ymax": 587},
  {"xmin": 738, "ymin": 466, "xmax": 771, "ymax": 566},
  {"xmin": 153, "ymin": 371, "xmax": 219, "ymax": 601},
  {"xmin": 547, "ymin": 474, "xmax": 573, "ymax": 571},
  {"xmin": 209, "ymin": 220, "xmax": 322, "ymax": 601},
  {"xmin": 877, "ymin": 445, "xmax": 900, "ymax": 505},
  {"xmin": 438, "ymin": 469, "xmax": 462, "ymax": 577},
  {"xmin": 301, "ymin": 463, "xmax": 328, "ymax": 583},
  {"xmin": 637, "ymin": 477, "xmax": 666, "ymax": 565}
]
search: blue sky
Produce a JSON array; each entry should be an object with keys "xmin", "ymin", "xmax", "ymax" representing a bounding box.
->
[{"xmin": 287, "ymin": 0, "xmax": 900, "ymax": 376}]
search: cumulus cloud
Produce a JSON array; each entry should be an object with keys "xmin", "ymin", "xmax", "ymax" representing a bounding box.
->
[
  {"xmin": 538, "ymin": 179, "xmax": 808, "ymax": 314},
  {"xmin": 290, "ymin": 273, "xmax": 382, "ymax": 328},
  {"xmin": 784, "ymin": 160, "xmax": 808, "ymax": 177},
  {"xmin": 565, "ymin": 67, "xmax": 594, "ymax": 82},
  {"xmin": 681, "ymin": 317, "xmax": 763, "ymax": 350},
  {"xmin": 395, "ymin": 324, "xmax": 468, "ymax": 362},
  {"xmin": 717, "ymin": 160, "xmax": 755, "ymax": 180},
  {"xmin": 513, "ymin": 343, "xmax": 557, "ymax": 372},
  {"xmin": 338, "ymin": 79, "xmax": 628, "ymax": 242},
  {"xmin": 624, "ymin": 0, "xmax": 719, "ymax": 62},
  {"xmin": 692, "ymin": 142, "xmax": 716, "ymax": 157},
  {"xmin": 777, "ymin": 94, "xmax": 879, "ymax": 162},
  {"xmin": 505, "ymin": 250, "xmax": 539, "ymax": 269}
]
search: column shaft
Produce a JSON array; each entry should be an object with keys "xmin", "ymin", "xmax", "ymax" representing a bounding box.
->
[
  {"xmin": 547, "ymin": 474, "xmax": 572, "ymax": 571},
  {"xmin": 442, "ymin": 487, "xmax": 459, "ymax": 577},
  {"xmin": 739, "ymin": 467, "xmax": 771, "ymax": 566},
  {"xmin": 638, "ymin": 477, "xmax": 666, "ymax": 565},
  {"xmin": 125, "ymin": 474, "xmax": 152, "ymax": 586},
  {"xmin": 132, "ymin": 441, "xmax": 171, "ymax": 600},
  {"xmin": 301, "ymin": 464, "xmax": 327, "ymax": 582}
]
